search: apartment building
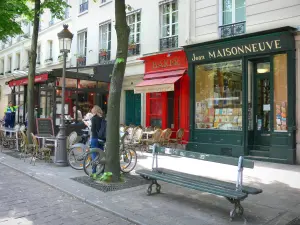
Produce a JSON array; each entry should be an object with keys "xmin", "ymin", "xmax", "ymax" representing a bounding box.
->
[{"xmin": 186, "ymin": 0, "xmax": 300, "ymax": 164}]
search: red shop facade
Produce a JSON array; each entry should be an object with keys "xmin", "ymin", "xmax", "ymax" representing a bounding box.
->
[{"xmin": 135, "ymin": 50, "xmax": 190, "ymax": 140}]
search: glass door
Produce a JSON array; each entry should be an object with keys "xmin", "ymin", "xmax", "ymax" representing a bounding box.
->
[{"xmin": 253, "ymin": 61, "xmax": 271, "ymax": 148}]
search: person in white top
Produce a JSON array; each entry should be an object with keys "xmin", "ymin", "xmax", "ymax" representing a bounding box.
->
[{"xmin": 73, "ymin": 106, "xmax": 83, "ymax": 122}]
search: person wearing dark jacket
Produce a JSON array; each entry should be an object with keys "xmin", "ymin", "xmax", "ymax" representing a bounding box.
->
[{"xmin": 90, "ymin": 105, "xmax": 104, "ymax": 174}]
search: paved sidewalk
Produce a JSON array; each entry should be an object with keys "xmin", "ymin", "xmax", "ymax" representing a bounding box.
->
[
  {"xmin": 0, "ymin": 149, "xmax": 300, "ymax": 225},
  {"xmin": 0, "ymin": 164, "xmax": 134, "ymax": 225}
]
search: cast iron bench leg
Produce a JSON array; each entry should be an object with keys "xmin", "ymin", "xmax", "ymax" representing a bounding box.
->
[
  {"xmin": 147, "ymin": 179, "xmax": 161, "ymax": 196},
  {"xmin": 226, "ymin": 197, "xmax": 244, "ymax": 220}
]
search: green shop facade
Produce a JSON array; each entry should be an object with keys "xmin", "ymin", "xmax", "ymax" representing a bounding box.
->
[{"xmin": 184, "ymin": 27, "xmax": 296, "ymax": 164}]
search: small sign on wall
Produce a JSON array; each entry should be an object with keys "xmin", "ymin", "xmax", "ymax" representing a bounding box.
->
[{"xmin": 263, "ymin": 104, "xmax": 270, "ymax": 111}]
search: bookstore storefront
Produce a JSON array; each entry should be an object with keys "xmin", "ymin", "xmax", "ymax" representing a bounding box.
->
[{"xmin": 184, "ymin": 27, "xmax": 296, "ymax": 164}]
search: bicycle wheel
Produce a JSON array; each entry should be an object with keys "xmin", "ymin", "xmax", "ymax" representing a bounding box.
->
[
  {"xmin": 120, "ymin": 148, "xmax": 137, "ymax": 173},
  {"xmin": 68, "ymin": 144, "xmax": 87, "ymax": 170},
  {"xmin": 83, "ymin": 149, "xmax": 105, "ymax": 176}
]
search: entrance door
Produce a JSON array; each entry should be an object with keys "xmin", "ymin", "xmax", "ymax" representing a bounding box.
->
[
  {"xmin": 253, "ymin": 61, "xmax": 272, "ymax": 149},
  {"xmin": 125, "ymin": 90, "xmax": 141, "ymax": 126}
]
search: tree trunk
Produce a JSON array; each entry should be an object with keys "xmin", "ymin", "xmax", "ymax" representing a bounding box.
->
[
  {"xmin": 104, "ymin": 0, "xmax": 130, "ymax": 182},
  {"xmin": 27, "ymin": 0, "xmax": 40, "ymax": 141}
]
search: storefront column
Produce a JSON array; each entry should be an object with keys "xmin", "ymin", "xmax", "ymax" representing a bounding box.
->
[{"xmin": 295, "ymin": 34, "xmax": 300, "ymax": 164}]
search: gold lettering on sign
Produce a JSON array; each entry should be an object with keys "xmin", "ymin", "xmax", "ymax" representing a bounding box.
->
[
  {"xmin": 191, "ymin": 40, "xmax": 283, "ymax": 61},
  {"xmin": 152, "ymin": 57, "xmax": 180, "ymax": 69}
]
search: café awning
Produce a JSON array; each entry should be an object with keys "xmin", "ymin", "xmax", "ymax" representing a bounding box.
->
[{"xmin": 134, "ymin": 76, "xmax": 182, "ymax": 94}]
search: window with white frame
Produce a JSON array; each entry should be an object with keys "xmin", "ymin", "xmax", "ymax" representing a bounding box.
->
[
  {"xmin": 37, "ymin": 46, "xmax": 41, "ymax": 64},
  {"xmin": 0, "ymin": 59, "xmax": 4, "ymax": 75},
  {"xmin": 99, "ymin": 22, "xmax": 111, "ymax": 62},
  {"xmin": 16, "ymin": 53, "xmax": 20, "ymax": 69},
  {"xmin": 77, "ymin": 30, "xmax": 87, "ymax": 65},
  {"xmin": 127, "ymin": 10, "xmax": 141, "ymax": 56},
  {"xmin": 47, "ymin": 40, "xmax": 53, "ymax": 61},
  {"xmin": 222, "ymin": 0, "xmax": 245, "ymax": 25},
  {"xmin": 64, "ymin": 0, "xmax": 70, "ymax": 19},
  {"xmin": 7, "ymin": 56, "xmax": 12, "ymax": 72},
  {"xmin": 79, "ymin": 0, "xmax": 88, "ymax": 13},
  {"xmin": 160, "ymin": 1, "xmax": 178, "ymax": 38}
]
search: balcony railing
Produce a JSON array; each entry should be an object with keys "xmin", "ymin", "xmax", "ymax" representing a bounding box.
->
[
  {"xmin": 219, "ymin": 21, "xmax": 246, "ymax": 38},
  {"xmin": 128, "ymin": 43, "xmax": 140, "ymax": 57},
  {"xmin": 77, "ymin": 56, "xmax": 86, "ymax": 67},
  {"xmin": 159, "ymin": 35, "xmax": 178, "ymax": 51},
  {"xmin": 79, "ymin": 2, "xmax": 88, "ymax": 13},
  {"xmin": 98, "ymin": 50, "xmax": 111, "ymax": 64}
]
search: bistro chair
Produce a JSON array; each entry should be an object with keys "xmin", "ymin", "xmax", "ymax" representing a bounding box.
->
[
  {"xmin": 66, "ymin": 131, "xmax": 78, "ymax": 151},
  {"xmin": 169, "ymin": 128, "xmax": 185, "ymax": 149},
  {"xmin": 127, "ymin": 127, "xmax": 144, "ymax": 150},
  {"xmin": 20, "ymin": 124, "xmax": 26, "ymax": 132},
  {"xmin": 141, "ymin": 129, "xmax": 162, "ymax": 152},
  {"xmin": 19, "ymin": 131, "xmax": 35, "ymax": 161},
  {"xmin": 30, "ymin": 133, "xmax": 52, "ymax": 165},
  {"xmin": 160, "ymin": 128, "xmax": 172, "ymax": 147}
]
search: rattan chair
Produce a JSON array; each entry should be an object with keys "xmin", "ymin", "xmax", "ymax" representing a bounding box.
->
[
  {"xmin": 160, "ymin": 128, "xmax": 172, "ymax": 146},
  {"xmin": 142, "ymin": 129, "xmax": 162, "ymax": 152},
  {"xmin": 30, "ymin": 133, "xmax": 52, "ymax": 165},
  {"xmin": 169, "ymin": 128, "xmax": 185, "ymax": 149},
  {"xmin": 19, "ymin": 131, "xmax": 35, "ymax": 161}
]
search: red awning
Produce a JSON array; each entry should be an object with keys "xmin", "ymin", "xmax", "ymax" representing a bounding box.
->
[
  {"xmin": 134, "ymin": 76, "xmax": 182, "ymax": 94},
  {"xmin": 144, "ymin": 69, "xmax": 186, "ymax": 80},
  {"xmin": 8, "ymin": 73, "xmax": 48, "ymax": 87}
]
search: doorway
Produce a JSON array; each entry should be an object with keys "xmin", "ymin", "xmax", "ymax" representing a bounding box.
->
[
  {"xmin": 252, "ymin": 60, "xmax": 272, "ymax": 150},
  {"xmin": 125, "ymin": 90, "xmax": 141, "ymax": 126}
]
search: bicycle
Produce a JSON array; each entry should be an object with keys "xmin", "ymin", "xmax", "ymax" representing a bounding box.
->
[
  {"xmin": 67, "ymin": 129, "xmax": 91, "ymax": 170},
  {"xmin": 83, "ymin": 131, "xmax": 138, "ymax": 176}
]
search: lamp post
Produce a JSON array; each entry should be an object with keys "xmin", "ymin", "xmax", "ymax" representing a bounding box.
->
[{"xmin": 56, "ymin": 24, "xmax": 73, "ymax": 166}]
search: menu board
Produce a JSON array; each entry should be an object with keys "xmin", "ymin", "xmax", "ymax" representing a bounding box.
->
[{"xmin": 36, "ymin": 118, "xmax": 54, "ymax": 135}]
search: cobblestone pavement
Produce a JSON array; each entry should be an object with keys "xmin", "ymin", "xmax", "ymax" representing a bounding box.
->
[{"xmin": 0, "ymin": 164, "xmax": 134, "ymax": 225}]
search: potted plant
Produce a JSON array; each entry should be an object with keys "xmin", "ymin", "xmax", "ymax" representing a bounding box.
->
[
  {"xmin": 99, "ymin": 49, "xmax": 107, "ymax": 57},
  {"xmin": 128, "ymin": 42, "xmax": 136, "ymax": 50},
  {"xmin": 77, "ymin": 55, "xmax": 85, "ymax": 62}
]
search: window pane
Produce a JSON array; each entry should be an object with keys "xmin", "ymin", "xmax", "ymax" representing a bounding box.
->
[
  {"xmin": 136, "ymin": 33, "xmax": 140, "ymax": 43},
  {"xmin": 172, "ymin": 24, "xmax": 178, "ymax": 36},
  {"xmin": 257, "ymin": 62, "xmax": 270, "ymax": 74},
  {"xmin": 172, "ymin": 11, "xmax": 178, "ymax": 23},
  {"xmin": 137, "ymin": 12, "xmax": 141, "ymax": 22},
  {"xmin": 235, "ymin": 7, "xmax": 245, "ymax": 22},
  {"xmin": 273, "ymin": 54, "xmax": 288, "ymax": 132},
  {"xmin": 223, "ymin": 11, "xmax": 232, "ymax": 25},
  {"xmin": 195, "ymin": 60, "xmax": 243, "ymax": 130},
  {"xmin": 162, "ymin": 3, "xmax": 170, "ymax": 14},
  {"xmin": 137, "ymin": 22, "xmax": 141, "ymax": 32},
  {"xmin": 172, "ymin": 2, "xmax": 178, "ymax": 11},
  {"xmin": 163, "ymin": 14, "xmax": 170, "ymax": 26},
  {"xmin": 235, "ymin": 0, "xmax": 245, "ymax": 8}
]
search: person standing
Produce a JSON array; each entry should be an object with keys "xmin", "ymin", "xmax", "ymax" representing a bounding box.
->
[
  {"xmin": 90, "ymin": 105, "xmax": 105, "ymax": 174},
  {"xmin": 4, "ymin": 101, "xmax": 19, "ymax": 129},
  {"xmin": 73, "ymin": 105, "xmax": 83, "ymax": 122}
]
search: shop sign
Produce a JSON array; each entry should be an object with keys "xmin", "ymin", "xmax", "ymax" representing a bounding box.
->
[
  {"xmin": 186, "ymin": 31, "xmax": 294, "ymax": 63},
  {"xmin": 152, "ymin": 57, "xmax": 180, "ymax": 69}
]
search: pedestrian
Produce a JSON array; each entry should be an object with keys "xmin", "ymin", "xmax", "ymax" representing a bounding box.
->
[
  {"xmin": 90, "ymin": 105, "xmax": 106, "ymax": 174},
  {"xmin": 4, "ymin": 101, "xmax": 19, "ymax": 130}
]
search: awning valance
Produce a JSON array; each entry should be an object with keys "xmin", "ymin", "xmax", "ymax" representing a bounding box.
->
[
  {"xmin": 8, "ymin": 73, "xmax": 48, "ymax": 87},
  {"xmin": 144, "ymin": 69, "xmax": 185, "ymax": 80},
  {"xmin": 134, "ymin": 76, "xmax": 182, "ymax": 94}
]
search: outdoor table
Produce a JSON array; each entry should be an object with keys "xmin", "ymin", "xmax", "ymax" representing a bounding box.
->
[
  {"xmin": 143, "ymin": 131, "xmax": 154, "ymax": 139},
  {"xmin": 0, "ymin": 127, "xmax": 20, "ymax": 151}
]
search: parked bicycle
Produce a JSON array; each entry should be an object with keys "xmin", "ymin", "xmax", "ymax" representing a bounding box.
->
[{"xmin": 83, "ymin": 131, "xmax": 137, "ymax": 176}]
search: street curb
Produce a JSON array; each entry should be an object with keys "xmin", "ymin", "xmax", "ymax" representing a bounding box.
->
[{"xmin": 0, "ymin": 160, "xmax": 143, "ymax": 225}]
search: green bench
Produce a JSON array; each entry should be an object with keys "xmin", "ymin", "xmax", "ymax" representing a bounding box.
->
[{"xmin": 136, "ymin": 144, "xmax": 262, "ymax": 220}]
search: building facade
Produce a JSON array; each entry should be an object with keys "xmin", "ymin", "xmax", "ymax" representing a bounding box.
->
[{"xmin": 186, "ymin": 0, "xmax": 300, "ymax": 164}]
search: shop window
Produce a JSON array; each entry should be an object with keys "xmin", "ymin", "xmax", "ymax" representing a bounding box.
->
[
  {"xmin": 78, "ymin": 91, "xmax": 96, "ymax": 117},
  {"xmin": 195, "ymin": 60, "xmax": 243, "ymax": 130},
  {"xmin": 273, "ymin": 54, "xmax": 287, "ymax": 132},
  {"xmin": 127, "ymin": 10, "xmax": 141, "ymax": 56},
  {"xmin": 57, "ymin": 78, "xmax": 77, "ymax": 88},
  {"xmin": 97, "ymin": 82, "xmax": 109, "ymax": 91},
  {"xmin": 149, "ymin": 92, "xmax": 163, "ymax": 128},
  {"xmin": 99, "ymin": 22, "xmax": 111, "ymax": 63},
  {"xmin": 159, "ymin": 0, "xmax": 178, "ymax": 51},
  {"xmin": 40, "ymin": 91, "xmax": 53, "ymax": 118},
  {"xmin": 78, "ymin": 80, "xmax": 97, "ymax": 88}
]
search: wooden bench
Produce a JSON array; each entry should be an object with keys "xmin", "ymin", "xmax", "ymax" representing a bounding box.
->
[{"xmin": 136, "ymin": 144, "xmax": 262, "ymax": 220}]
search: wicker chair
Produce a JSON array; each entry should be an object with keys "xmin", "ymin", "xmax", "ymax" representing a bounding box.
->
[
  {"xmin": 169, "ymin": 128, "xmax": 185, "ymax": 149},
  {"xmin": 30, "ymin": 133, "xmax": 52, "ymax": 165},
  {"xmin": 19, "ymin": 131, "xmax": 35, "ymax": 161},
  {"xmin": 127, "ymin": 127, "xmax": 143, "ymax": 150},
  {"xmin": 141, "ymin": 129, "xmax": 162, "ymax": 152},
  {"xmin": 160, "ymin": 128, "xmax": 172, "ymax": 146}
]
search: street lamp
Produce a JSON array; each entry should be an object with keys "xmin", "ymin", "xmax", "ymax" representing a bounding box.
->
[{"xmin": 56, "ymin": 24, "xmax": 73, "ymax": 166}]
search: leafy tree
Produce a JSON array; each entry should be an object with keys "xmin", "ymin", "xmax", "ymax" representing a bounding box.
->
[
  {"xmin": 26, "ymin": 0, "xmax": 68, "ymax": 141},
  {"xmin": 104, "ymin": 0, "xmax": 130, "ymax": 182},
  {"xmin": 0, "ymin": 0, "xmax": 28, "ymax": 41}
]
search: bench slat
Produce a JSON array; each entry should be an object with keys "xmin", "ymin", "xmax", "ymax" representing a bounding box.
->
[
  {"xmin": 155, "ymin": 147, "xmax": 254, "ymax": 169},
  {"xmin": 136, "ymin": 169, "xmax": 248, "ymax": 200},
  {"xmin": 156, "ymin": 168, "xmax": 262, "ymax": 195}
]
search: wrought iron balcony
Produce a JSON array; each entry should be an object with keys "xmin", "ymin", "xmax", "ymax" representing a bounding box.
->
[
  {"xmin": 77, "ymin": 56, "xmax": 86, "ymax": 67},
  {"xmin": 79, "ymin": 2, "xmax": 88, "ymax": 13},
  {"xmin": 160, "ymin": 35, "xmax": 178, "ymax": 51},
  {"xmin": 128, "ymin": 43, "xmax": 140, "ymax": 57},
  {"xmin": 219, "ymin": 21, "xmax": 246, "ymax": 38},
  {"xmin": 98, "ymin": 50, "xmax": 111, "ymax": 64}
]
